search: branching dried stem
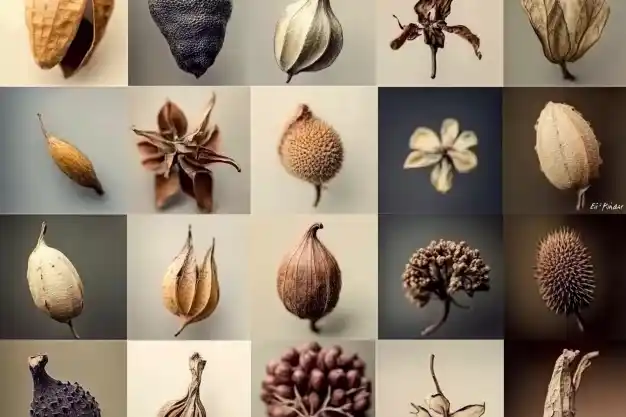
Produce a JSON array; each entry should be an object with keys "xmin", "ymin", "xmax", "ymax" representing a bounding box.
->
[{"xmin": 273, "ymin": 385, "xmax": 365, "ymax": 417}]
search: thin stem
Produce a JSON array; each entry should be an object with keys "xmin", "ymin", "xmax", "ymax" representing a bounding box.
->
[
  {"xmin": 430, "ymin": 45, "xmax": 438, "ymax": 79},
  {"xmin": 286, "ymin": 73, "xmax": 293, "ymax": 84},
  {"xmin": 576, "ymin": 187, "xmax": 588, "ymax": 211},
  {"xmin": 37, "ymin": 221, "xmax": 47, "ymax": 245},
  {"xmin": 36, "ymin": 113, "xmax": 49, "ymax": 138},
  {"xmin": 174, "ymin": 322, "xmax": 189, "ymax": 337},
  {"xmin": 67, "ymin": 320, "xmax": 80, "ymax": 339},
  {"xmin": 313, "ymin": 184, "xmax": 323, "ymax": 207},
  {"xmin": 430, "ymin": 355, "xmax": 449, "ymax": 417},
  {"xmin": 309, "ymin": 319, "xmax": 320, "ymax": 333},
  {"xmin": 574, "ymin": 311, "xmax": 586, "ymax": 332},
  {"xmin": 421, "ymin": 298, "xmax": 451, "ymax": 336},
  {"xmin": 392, "ymin": 14, "xmax": 405, "ymax": 29},
  {"xmin": 559, "ymin": 62, "xmax": 576, "ymax": 81}
]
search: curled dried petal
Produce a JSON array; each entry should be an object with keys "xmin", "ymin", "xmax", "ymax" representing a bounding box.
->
[
  {"xmin": 155, "ymin": 171, "xmax": 180, "ymax": 209},
  {"xmin": 442, "ymin": 25, "xmax": 482, "ymax": 59},
  {"xmin": 430, "ymin": 159, "xmax": 453, "ymax": 194},
  {"xmin": 404, "ymin": 150, "xmax": 443, "ymax": 169},
  {"xmin": 410, "ymin": 127, "xmax": 441, "ymax": 151},
  {"xmin": 450, "ymin": 403, "xmax": 485, "ymax": 417},
  {"xmin": 452, "ymin": 131, "xmax": 478, "ymax": 151},
  {"xmin": 132, "ymin": 129, "xmax": 176, "ymax": 153},
  {"xmin": 188, "ymin": 92, "xmax": 217, "ymax": 144},
  {"xmin": 448, "ymin": 149, "xmax": 477, "ymax": 173},
  {"xmin": 440, "ymin": 119, "xmax": 459, "ymax": 147},
  {"xmin": 158, "ymin": 100, "xmax": 188, "ymax": 138}
]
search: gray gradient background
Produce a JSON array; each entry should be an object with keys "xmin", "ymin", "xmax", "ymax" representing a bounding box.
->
[
  {"xmin": 0, "ymin": 215, "xmax": 127, "ymax": 339},
  {"xmin": 126, "ymin": 215, "xmax": 250, "ymax": 340},
  {"xmin": 505, "ymin": 1, "xmax": 626, "ymax": 86},
  {"xmin": 251, "ymin": 339, "xmax": 376, "ymax": 417},
  {"xmin": 128, "ymin": 0, "xmax": 248, "ymax": 85},
  {"xmin": 378, "ymin": 215, "xmax": 504, "ymax": 339},
  {"xmin": 378, "ymin": 88, "xmax": 502, "ymax": 215},
  {"xmin": 503, "ymin": 88, "xmax": 626, "ymax": 215},
  {"xmin": 247, "ymin": 0, "xmax": 376, "ymax": 86},
  {"xmin": 505, "ymin": 214, "xmax": 626, "ymax": 341},
  {"xmin": 0, "ymin": 341, "xmax": 127, "ymax": 416}
]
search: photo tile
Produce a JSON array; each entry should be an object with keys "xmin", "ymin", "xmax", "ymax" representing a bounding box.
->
[
  {"xmin": 376, "ymin": 0, "xmax": 504, "ymax": 86},
  {"xmin": 251, "ymin": 339, "xmax": 375, "ymax": 417},
  {"xmin": 247, "ymin": 0, "xmax": 376, "ymax": 86},
  {"xmin": 0, "ymin": 215, "xmax": 128, "ymax": 340},
  {"xmin": 249, "ymin": 214, "xmax": 378, "ymax": 341},
  {"xmin": 127, "ymin": 341, "xmax": 251, "ymax": 416},
  {"xmin": 378, "ymin": 87, "xmax": 502, "ymax": 216},
  {"xmin": 376, "ymin": 340, "xmax": 504, "ymax": 417},
  {"xmin": 378, "ymin": 214, "xmax": 504, "ymax": 340},
  {"xmin": 126, "ymin": 214, "xmax": 251, "ymax": 341},
  {"xmin": 0, "ymin": 1, "xmax": 128, "ymax": 86},
  {"xmin": 505, "ymin": 340, "xmax": 625, "ymax": 417},
  {"xmin": 504, "ymin": 214, "xmax": 626, "ymax": 342},
  {"xmin": 0, "ymin": 340, "xmax": 127, "ymax": 415},
  {"xmin": 251, "ymin": 86, "xmax": 378, "ymax": 215},
  {"xmin": 503, "ymin": 87, "xmax": 626, "ymax": 215},
  {"xmin": 504, "ymin": 1, "xmax": 620, "ymax": 86}
]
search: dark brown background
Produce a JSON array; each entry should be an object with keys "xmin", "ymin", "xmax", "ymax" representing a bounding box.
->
[
  {"xmin": 505, "ymin": 214, "xmax": 626, "ymax": 341},
  {"xmin": 503, "ymin": 88, "xmax": 626, "ymax": 215},
  {"xmin": 506, "ymin": 341, "xmax": 626, "ymax": 417}
]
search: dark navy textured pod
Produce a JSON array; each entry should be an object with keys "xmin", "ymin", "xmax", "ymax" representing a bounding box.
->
[{"xmin": 148, "ymin": 0, "xmax": 233, "ymax": 78}]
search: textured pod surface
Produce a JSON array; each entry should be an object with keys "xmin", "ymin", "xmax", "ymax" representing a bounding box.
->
[
  {"xmin": 29, "ymin": 354, "xmax": 101, "ymax": 417},
  {"xmin": 277, "ymin": 223, "xmax": 341, "ymax": 332},
  {"xmin": 157, "ymin": 353, "xmax": 207, "ymax": 417},
  {"xmin": 149, "ymin": 0, "xmax": 232, "ymax": 78}
]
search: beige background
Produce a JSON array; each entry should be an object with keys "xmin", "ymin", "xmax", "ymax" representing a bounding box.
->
[
  {"xmin": 0, "ymin": 340, "xmax": 127, "ymax": 415},
  {"xmin": 377, "ymin": 340, "xmax": 504, "ymax": 416},
  {"xmin": 250, "ymin": 214, "xmax": 378, "ymax": 340},
  {"xmin": 126, "ymin": 214, "xmax": 250, "ymax": 340},
  {"xmin": 0, "ymin": 0, "xmax": 128, "ymax": 86},
  {"xmin": 251, "ymin": 87, "xmax": 378, "ymax": 214},
  {"xmin": 376, "ymin": 0, "xmax": 503, "ymax": 86},
  {"xmin": 128, "ymin": 86, "xmax": 251, "ymax": 213},
  {"xmin": 127, "ymin": 341, "xmax": 251, "ymax": 416},
  {"xmin": 252, "ymin": 339, "xmax": 376, "ymax": 417}
]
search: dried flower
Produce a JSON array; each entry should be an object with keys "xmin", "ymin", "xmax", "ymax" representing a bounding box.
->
[
  {"xmin": 402, "ymin": 239, "xmax": 490, "ymax": 336},
  {"xmin": 403, "ymin": 118, "xmax": 478, "ymax": 194},
  {"xmin": 132, "ymin": 92, "xmax": 241, "ymax": 212},
  {"xmin": 390, "ymin": 0, "xmax": 482, "ymax": 79},
  {"xmin": 521, "ymin": 0, "xmax": 610, "ymax": 81}
]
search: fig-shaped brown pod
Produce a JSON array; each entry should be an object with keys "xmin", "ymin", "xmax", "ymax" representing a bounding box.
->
[{"xmin": 277, "ymin": 223, "xmax": 342, "ymax": 333}]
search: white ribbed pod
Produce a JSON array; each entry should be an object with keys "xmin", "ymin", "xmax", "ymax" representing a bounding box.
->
[{"xmin": 534, "ymin": 102, "xmax": 602, "ymax": 210}]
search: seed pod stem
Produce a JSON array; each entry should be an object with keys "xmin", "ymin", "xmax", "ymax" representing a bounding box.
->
[
  {"xmin": 560, "ymin": 62, "xmax": 576, "ymax": 81},
  {"xmin": 67, "ymin": 320, "xmax": 80, "ymax": 339},
  {"xmin": 576, "ymin": 187, "xmax": 588, "ymax": 211},
  {"xmin": 421, "ymin": 298, "xmax": 451, "ymax": 337},
  {"xmin": 430, "ymin": 45, "xmax": 438, "ymax": 80},
  {"xmin": 574, "ymin": 311, "xmax": 586, "ymax": 333},
  {"xmin": 313, "ymin": 184, "xmax": 322, "ymax": 208}
]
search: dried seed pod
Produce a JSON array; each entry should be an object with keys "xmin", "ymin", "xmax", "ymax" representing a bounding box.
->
[
  {"xmin": 277, "ymin": 223, "xmax": 342, "ymax": 333},
  {"xmin": 535, "ymin": 102, "xmax": 602, "ymax": 210},
  {"xmin": 26, "ymin": 222, "xmax": 84, "ymax": 339},
  {"xmin": 535, "ymin": 227, "xmax": 595, "ymax": 332},
  {"xmin": 278, "ymin": 104, "xmax": 344, "ymax": 207},
  {"xmin": 274, "ymin": 0, "xmax": 344, "ymax": 83},
  {"xmin": 157, "ymin": 353, "xmax": 207, "ymax": 417},
  {"xmin": 37, "ymin": 113, "xmax": 105, "ymax": 196},
  {"xmin": 25, "ymin": 0, "xmax": 115, "ymax": 78},
  {"xmin": 162, "ymin": 225, "xmax": 220, "ymax": 337}
]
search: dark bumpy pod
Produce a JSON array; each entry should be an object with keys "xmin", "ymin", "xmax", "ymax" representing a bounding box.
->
[
  {"xmin": 29, "ymin": 354, "xmax": 101, "ymax": 417},
  {"xmin": 148, "ymin": 0, "xmax": 233, "ymax": 78}
]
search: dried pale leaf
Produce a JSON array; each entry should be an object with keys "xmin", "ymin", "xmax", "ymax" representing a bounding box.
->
[
  {"xmin": 190, "ymin": 92, "xmax": 217, "ymax": 144},
  {"xmin": 162, "ymin": 228, "xmax": 193, "ymax": 316},
  {"xmin": 448, "ymin": 149, "xmax": 478, "ymax": 173},
  {"xmin": 176, "ymin": 235, "xmax": 199, "ymax": 316},
  {"xmin": 453, "ymin": 131, "xmax": 478, "ymax": 150},
  {"xmin": 443, "ymin": 25, "xmax": 482, "ymax": 58},
  {"xmin": 158, "ymin": 100, "xmax": 188, "ymax": 138},
  {"xmin": 155, "ymin": 172, "xmax": 180, "ymax": 209},
  {"xmin": 440, "ymin": 118, "xmax": 459, "ymax": 147},
  {"xmin": 410, "ymin": 127, "xmax": 440, "ymax": 151},
  {"xmin": 187, "ymin": 238, "xmax": 220, "ymax": 322},
  {"xmin": 450, "ymin": 404, "xmax": 485, "ymax": 417},
  {"xmin": 431, "ymin": 159, "xmax": 453, "ymax": 194},
  {"xmin": 404, "ymin": 150, "xmax": 442, "ymax": 169}
]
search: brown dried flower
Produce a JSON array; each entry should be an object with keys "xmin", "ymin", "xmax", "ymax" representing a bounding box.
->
[
  {"xmin": 132, "ymin": 92, "xmax": 241, "ymax": 212},
  {"xmin": 402, "ymin": 239, "xmax": 490, "ymax": 336}
]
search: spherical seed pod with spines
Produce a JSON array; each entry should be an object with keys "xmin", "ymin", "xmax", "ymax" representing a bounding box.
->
[{"xmin": 535, "ymin": 227, "xmax": 595, "ymax": 332}]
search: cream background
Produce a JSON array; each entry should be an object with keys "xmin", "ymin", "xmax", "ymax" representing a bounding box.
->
[
  {"xmin": 0, "ymin": 0, "xmax": 128, "ymax": 86},
  {"xmin": 376, "ymin": 340, "xmax": 504, "ymax": 417},
  {"xmin": 376, "ymin": 0, "xmax": 504, "ymax": 86},
  {"xmin": 251, "ymin": 86, "xmax": 378, "ymax": 214},
  {"xmin": 249, "ymin": 214, "xmax": 378, "ymax": 340},
  {"xmin": 127, "ymin": 341, "xmax": 251, "ymax": 417}
]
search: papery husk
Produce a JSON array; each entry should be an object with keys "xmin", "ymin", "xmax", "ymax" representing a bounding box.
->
[{"xmin": 157, "ymin": 352, "xmax": 207, "ymax": 417}]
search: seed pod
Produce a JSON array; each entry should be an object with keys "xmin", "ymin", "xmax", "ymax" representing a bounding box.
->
[
  {"xmin": 26, "ymin": 222, "xmax": 84, "ymax": 339},
  {"xmin": 162, "ymin": 225, "xmax": 220, "ymax": 337},
  {"xmin": 25, "ymin": 0, "xmax": 115, "ymax": 78},
  {"xmin": 157, "ymin": 353, "xmax": 207, "ymax": 417},
  {"xmin": 274, "ymin": 0, "xmax": 344, "ymax": 83},
  {"xmin": 278, "ymin": 104, "xmax": 344, "ymax": 207},
  {"xmin": 37, "ymin": 113, "xmax": 105, "ymax": 196},
  {"xmin": 534, "ymin": 102, "xmax": 602, "ymax": 210},
  {"xmin": 277, "ymin": 222, "xmax": 342, "ymax": 333}
]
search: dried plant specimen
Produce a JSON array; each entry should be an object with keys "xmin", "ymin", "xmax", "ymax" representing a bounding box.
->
[
  {"xmin": 535, "ymin": 102, "xmax": 602, "ymax": 210},
  {"xmin": 25, "ymin": 0, "xmax": 114, "ymax": 78},
  {"xmin": 162, "ymin": 225, "xmax": 220, "ymax": 337},
  {"xmin": 403, "ymin": 239, "xmax": 490, "ymax": 336},
  {"xmin": 521, "ymin": 0, "xmax": 610, "ymax": 81},
  {"xmin": 403, "ymin": 118, "xmax": 478, "ymax": 194},
  {"xmin": 274, "ymin": 0, "xmax": 343, "ymax": 83},
  {"xmin": 279, "ymin": 104, "xmax": 344, "ymax": 207},
  {"xmin": 37, "ymin": 113, "xmax": 105, "ymax": 195},
  {"xmin": 132, "ymin": 92, "xmax": 241, "ymax": 213},
  {"xmin": 411, "ymin": 354, "xmax": 485, "ymax": 417},
  {"xmin": 535, "ymin": 228, "xmax": 594, "ymax": 332},
  {"xmin": 543, "ymin": 349, "xmax": 599, "ymax": 417},
  {"xmin": 149, "ymin": 0, "xmax": 232, "ymax": 78},
  {"xmin": 261, "ymin": 341, "xmax": 372, "ymax": 417},
  {"xmin": 390, "ymin": 0, "xmax": 482, "ymax": 79},
  {"xmin": 277, "ymin": 223, "xmax": 342, "ymax": 333},
  {"xmin": 158, "ymin": 353, "xmax": 207, "ymax": 417},
  {"xmin": 27, "ymin": 222, "xmax": 84, "ymax": 339}
]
